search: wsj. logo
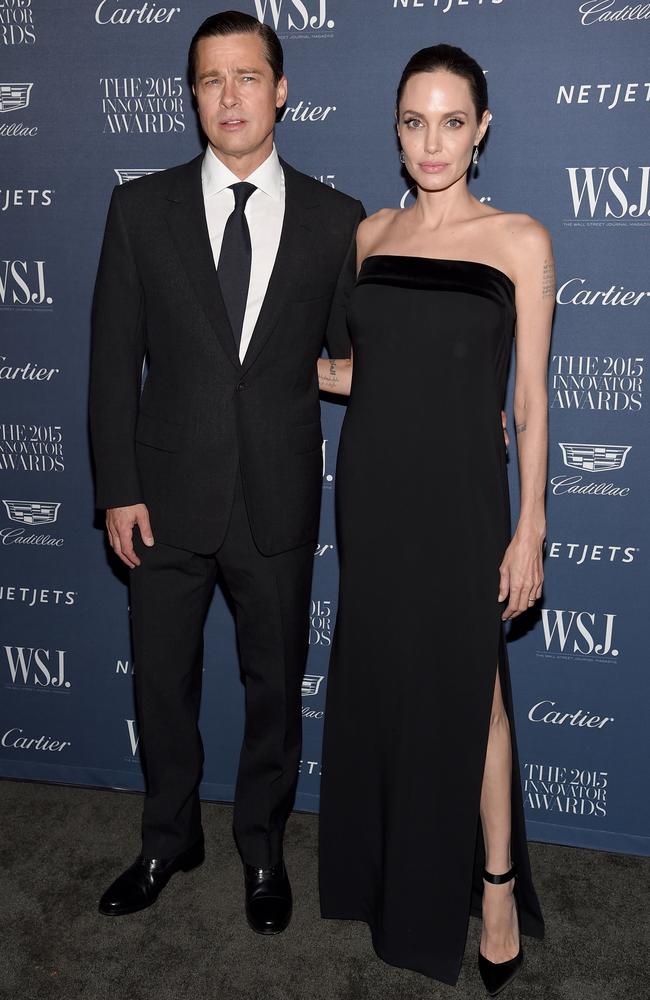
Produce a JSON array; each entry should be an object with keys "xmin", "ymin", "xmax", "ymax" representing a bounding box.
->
[
  {"xmin": 95, "ymin": 2, "xmax": 181, "ymax": 25},
  {"xmin": 559, "ymin": 442, "xmax": 630, "ymax": 472},
  {"xmin": 3, "ymin": 646, "xmax": 70, "ymax": 688},
  {"xmin": 0, "ymin": 1, "xmax": 36, "ymax": 46},
  {"xmin": 566, "ymin": 167, "xmax": 650, "ymax": 222},
  {"xmin": 539, "ymin": 610, "xmax": 618, "ymax": 659},
  {"xmin": 125, "ymin": 719, "xmax": 140, "ymax": 757},
  {"xmin": 551, "ymin": 442, "xmax": 632, "ymax": 498},
  {"xmin": 3, "ymin": 500, "xmax": 60, "ymax": 524},
  {"xmin": 253, "ymin": 0, "xmax": 335, "ymax": 33},
  {"xmin": 0, "ymin": 82, "xmax": 32, "ymax": 112},
  {"xmin": 302, "ymin": 674, "xmax": 324, "ymax": 697},
  {"xmin": 578, "ymin": 1, "xmax": 650, "ymax": 26},
  {"xmin": 114, "ymin": 168, "xmax": 162, "ymax": 185},
  {"xmin": 0, "ymin": 260, "xmax": 52, "ymax": 309}
]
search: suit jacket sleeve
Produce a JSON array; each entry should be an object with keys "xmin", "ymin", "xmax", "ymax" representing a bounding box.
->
[
  {"xmin": 89, "ymin": 185, "xmax": 146, "ymax": 510},
  {"xmin": 324, "ymin": 200, "xmax": 366, "ymax": 359}
]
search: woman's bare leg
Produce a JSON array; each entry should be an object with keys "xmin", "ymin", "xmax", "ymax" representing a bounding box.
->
[{"xmin": 479, "ymin": 668, "xmax": 520, "ymax": 963}]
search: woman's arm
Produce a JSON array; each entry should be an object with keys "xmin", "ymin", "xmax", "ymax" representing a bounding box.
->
[
  {"xmin": 317, "ymin": 355, "xmax": 353, "ymax": 395},
  {"xmin": 499, "ymin": 218, "xmax": 554, "ymax": 620}
]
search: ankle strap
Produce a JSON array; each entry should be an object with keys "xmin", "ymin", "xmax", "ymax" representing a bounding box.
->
[{"xmin": 483, "ymin": 865, "xmax": 517, "ymax": 884}]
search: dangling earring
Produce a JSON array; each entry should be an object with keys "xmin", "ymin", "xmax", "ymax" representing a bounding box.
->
[
  {"xmin": 472, "ymin": 145, "xmax": 479, "ymax": 165},
  {"xmin": 400, "ymin": 150, "xmax": 405, "ymax": 164}
]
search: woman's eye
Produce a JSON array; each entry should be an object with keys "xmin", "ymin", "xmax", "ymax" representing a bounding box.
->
[
  {"xmin": 446, "ymin": 118, "xmax": 464, "ymax": 128},
  {"xmin": 405, "ymin": 118, "xmax": 422, "ymax": 129}
]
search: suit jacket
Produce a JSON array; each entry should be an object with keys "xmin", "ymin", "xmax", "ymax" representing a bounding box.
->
[{"xmin": 89, "ymin": 153, "xmax": 364, "ymax": 555}]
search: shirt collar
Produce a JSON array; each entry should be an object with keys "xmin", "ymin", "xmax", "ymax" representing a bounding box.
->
[{"xmin": 202, "ymin": 144, "xmax": 283, "ymax": 201}]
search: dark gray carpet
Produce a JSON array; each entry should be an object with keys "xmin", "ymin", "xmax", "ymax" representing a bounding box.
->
[{"xmin": 1, "ymin": 780, "xmax": 648, "ymax": 1000}]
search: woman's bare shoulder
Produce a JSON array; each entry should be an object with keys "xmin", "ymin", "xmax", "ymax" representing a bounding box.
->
[{"xmin": 357, "ymin": 208, "xmax": 400, "ymax": 260}]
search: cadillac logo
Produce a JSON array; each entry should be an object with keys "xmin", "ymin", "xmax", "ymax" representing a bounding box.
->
[
  {"xmin": 301, "ymin": 674, "xmax": 324, "ymax": 697},
  {"xmin": 114, "ymin": 168, "xmax": 163, "ymax": 185},
  {"xmin": 0, "ymin": 84, "xmax": 33, "ymax": 114},
  {"xmin": 559, "ymin": 443, "xmax": 631, "ymax": 473},
  {"xmin": 2, "ymin": 500, "xmax": 61, "ymax": 525}
]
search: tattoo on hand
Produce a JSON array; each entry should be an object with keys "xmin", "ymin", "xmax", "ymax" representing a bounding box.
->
[
  {"xmin": 516, "ymin": 421, "xmax": 527, "ymax": 434},
  {"xmin": 542, "ymin": 259, "xmax": 555, "ymax": 299}
]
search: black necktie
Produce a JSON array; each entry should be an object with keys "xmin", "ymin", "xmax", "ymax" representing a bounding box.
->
[{"xmin": 217, "ymin": 182, "xmax": 256, "ymax": 351}]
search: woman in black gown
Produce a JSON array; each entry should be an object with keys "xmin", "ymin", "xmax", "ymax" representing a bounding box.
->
[{"xmin": 317, "ymin": 45, "xmax": 552, "ymax": 993}]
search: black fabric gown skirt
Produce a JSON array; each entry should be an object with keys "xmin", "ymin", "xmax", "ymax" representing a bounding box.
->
[{"xmin": 318, "ymin": 256, "xmax": 544, "ymax": 986}]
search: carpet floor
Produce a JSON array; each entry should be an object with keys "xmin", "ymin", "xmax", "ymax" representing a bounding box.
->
[{"xmin": 1, "ymin": 780, "xmax": 648, "ymax": 1000}]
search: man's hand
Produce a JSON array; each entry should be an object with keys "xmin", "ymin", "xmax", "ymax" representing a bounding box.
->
[
  {"xmin": 501, "ymin": 410, "xmax": 510, "ymax": 449},
  {"xmin": 106, "ymin": 503, "xmax": 154, "ymax": 569}
]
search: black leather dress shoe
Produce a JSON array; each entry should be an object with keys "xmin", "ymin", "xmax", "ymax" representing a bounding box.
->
[
  {"xmin": 244, "ymin": 861, "xmax": 292, "ymax": 934},
  {"xmin": 98, "ymin": 836, "xmax": 205, "ymax": 916}
]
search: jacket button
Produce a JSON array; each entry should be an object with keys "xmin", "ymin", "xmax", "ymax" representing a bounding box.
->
[{"xmin": 236, "ymin": 380, "xmax": 246, "ymax": 391}]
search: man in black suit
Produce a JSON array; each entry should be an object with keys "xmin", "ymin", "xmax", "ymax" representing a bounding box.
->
[{"xmin": 89, "ymin": 10, "xmax": 363, "ymax": 932}]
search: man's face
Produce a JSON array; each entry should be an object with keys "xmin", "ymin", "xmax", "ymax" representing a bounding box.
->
[{"xmin": 192, "ymin": 32, "xmax": 287, "ymax": 169}]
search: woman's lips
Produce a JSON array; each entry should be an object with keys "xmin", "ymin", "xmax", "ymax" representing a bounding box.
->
[{"xmin": 419, "ymin": 162, "xmax": 448, "ymax": 173}]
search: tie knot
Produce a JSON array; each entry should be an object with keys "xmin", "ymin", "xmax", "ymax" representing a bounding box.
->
[{"xmin": 230, "ymin": 182, "xmax": 256, "ymax": 211}]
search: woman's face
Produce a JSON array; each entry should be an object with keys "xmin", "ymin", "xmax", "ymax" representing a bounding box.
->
[{"xmin": 397, "ymin": 69, "xmax": 489, "ymax": 193}]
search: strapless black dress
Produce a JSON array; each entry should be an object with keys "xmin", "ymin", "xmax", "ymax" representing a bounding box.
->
[{"xmin": 319, "ymin": 256, "xmax": 544, "ymax": 985}]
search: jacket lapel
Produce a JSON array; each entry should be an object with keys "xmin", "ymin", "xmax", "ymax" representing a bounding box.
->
[
  {"xmin": 240, "ymin": 160, "xmax": 317, "ymax": 376},
  {"xmin": 164, "ymin": 154, "xmax": 241, "ymax": 372}
]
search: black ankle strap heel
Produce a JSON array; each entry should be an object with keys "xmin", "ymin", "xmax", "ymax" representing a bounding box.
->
[
  {"xmin": 482, "ymin": 865, "xmax": 517, "ymax": 885},
  {"xmin": 478, "ymin": 865, "xmax": 524, "ymax": 996}
]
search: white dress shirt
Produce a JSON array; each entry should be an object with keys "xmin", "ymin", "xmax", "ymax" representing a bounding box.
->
[{"xmin": 201, "ymin": 143, "xmax": 285, "ymax": 362}]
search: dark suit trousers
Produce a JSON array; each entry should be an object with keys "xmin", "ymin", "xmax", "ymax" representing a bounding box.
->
[{"xmin": 129, "ymin": 472, "xmax": 314, "ymax": 867}]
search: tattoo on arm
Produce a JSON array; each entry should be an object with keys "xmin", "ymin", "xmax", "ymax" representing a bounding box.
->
[
  {"xmin": 319, "ymin": 359, "xmax": 338, "ymax": 389},
  {"xmin": 516, "ymin": 422, "xmax": 527, "ymax": 434},
  {"xmin": 542, "ymin": 258, "xmax": 555, "ymax": 299}
]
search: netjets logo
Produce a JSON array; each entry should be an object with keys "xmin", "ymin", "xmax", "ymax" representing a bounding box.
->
[
  {"xmin": 565, "ymin": 167, "xmax": 650, "ymax": 223},
  {"xmin": 253, "ymin": 0, "xmax": 335, "ymax": 34},
  {"xmin": 0, "ymin": 82, "xmax": 32, "ymax": 113},
  {"xmin": 3, "ymin": 645, "xmax": 70, "ymax": 689},
  {"xmin": 2, "ymin": 499, "xmax": 60, "ymax": 524},
  {"xmin": 539, "ymin": 610, "xmax": 618, "ymax": 660},
  {"xmin": 114, "ymin": 168, "xmax": 162, "ymax": 184},
  {"xmin": 302, "ymin": 674, "xmax": 324, "ymax": 697},
  {"xmin": 559, "ymin": 442, "xmax": 631, "ymax": 472}
]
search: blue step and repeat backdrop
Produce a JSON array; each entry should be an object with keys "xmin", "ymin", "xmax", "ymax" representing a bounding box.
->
[{"xmin": 1, "ymin": 0, "xmax": 648, "ymax": 857}]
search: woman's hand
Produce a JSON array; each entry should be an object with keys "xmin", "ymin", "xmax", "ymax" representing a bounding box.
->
[{"xmin": 498, "ymin": 523, "xmax": 544, "ymax": 620}]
